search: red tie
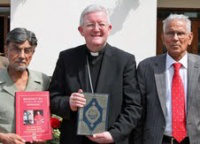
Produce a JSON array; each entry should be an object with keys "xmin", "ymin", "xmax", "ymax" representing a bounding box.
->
[{"xmin": 172, "ymin": 63, "xmax": 187, "ymax": 142}]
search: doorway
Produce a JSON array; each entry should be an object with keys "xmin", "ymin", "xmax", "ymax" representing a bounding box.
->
[
  {"xmin": 157, "ymin": 8, "xmax": 200, "ymax": 55},
  {"xmin": 0, "ymin": 5, "xmax": 10, "ymax": 56}
]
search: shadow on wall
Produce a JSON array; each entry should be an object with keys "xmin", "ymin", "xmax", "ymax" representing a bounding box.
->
[
  {"xmin": 110, "ymin": 0, "xmax": 140, "ymax": 35},
  {"xmin": 11, "ymin": 0, "xmax": 139, "ymax": 35}
]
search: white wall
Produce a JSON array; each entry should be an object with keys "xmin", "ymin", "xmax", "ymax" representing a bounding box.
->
[{"xmin": 11, "ymin": 0, "xmax": 157, "ymax": 76}]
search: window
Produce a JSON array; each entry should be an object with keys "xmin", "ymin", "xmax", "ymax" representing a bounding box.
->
[{"xmin": 0, "ymin": 6, "xmax": 10, "ymax": 56}]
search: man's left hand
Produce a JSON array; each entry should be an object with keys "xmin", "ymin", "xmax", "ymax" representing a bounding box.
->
[{"xmin": 87, "ymin": 131, "xmax": 114, "ymax": 144}]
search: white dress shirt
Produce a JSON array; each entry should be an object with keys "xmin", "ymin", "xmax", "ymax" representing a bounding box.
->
[{"xmin": 164, "ymin": 53, "xmax": 188, "ymax": 136}]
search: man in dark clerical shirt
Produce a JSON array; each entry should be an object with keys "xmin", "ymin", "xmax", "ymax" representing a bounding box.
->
[{"xmin": 49, "ymin": 4, "xmax": 142, "ymax": 144}]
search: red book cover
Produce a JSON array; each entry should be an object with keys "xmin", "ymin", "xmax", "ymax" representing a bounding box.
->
[{"xmin": 16, "ymin": 91, "xmax": 52, "ymax": 142}]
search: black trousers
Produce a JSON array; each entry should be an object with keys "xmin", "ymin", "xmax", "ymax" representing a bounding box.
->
[{"xmin": 162, "ymin": 136, "xmax": 189, "ymax": 144}]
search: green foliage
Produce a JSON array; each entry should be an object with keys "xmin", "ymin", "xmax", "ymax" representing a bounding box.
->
[{"xmin": 46, "ymin": 115, "xmax": 62, "ymax": 144}]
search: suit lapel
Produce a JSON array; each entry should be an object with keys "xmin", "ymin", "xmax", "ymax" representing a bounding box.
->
[
  {"xmin": 96, "ymin": 45, "xmax": 113, "ymax": 93},
  {"xmin": 0, "ymin": 69, "xmax": 16, "ymax": 96},
  {"xmin": 3, "ymin": 84, "xmax": 16, "ymax": 96},
  {"xmin": 25, "ymin": 70, "xmax": 41, "ymax": 91},
  {"xmin": 187, "ymin": 54, "xmax": 200, "ymax": 115},
  {"xmin": 154, "ymin": 54, "xmax": 167, "ymax": 117},
  {"xmin": 77, "ymin": 46, "xmax": 88, "ymax": 92}
]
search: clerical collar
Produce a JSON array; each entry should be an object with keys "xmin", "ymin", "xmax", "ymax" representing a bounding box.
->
[
  {"xmin": 90, "ymin": 52, "xmax": 99, "ymax": 57},
  {"xmin": 86, "ymin": 45, "xmax": 106, "ymax": 57}
]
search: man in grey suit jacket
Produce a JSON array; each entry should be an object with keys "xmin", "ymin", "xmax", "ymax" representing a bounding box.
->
[
  {"xmin": 0, "ymin": 55, "xmax": 8, "ymax": 70},
  {"xmin": 49, "ymin": 4, "xmax": 142, "ymax": 144},
  {"xmin": 134, "ymin": 14, "xmax": 200, "ymax": 144},
  {"xmin": 0, "ymin": 28, "xmax": 50, "ymax": 144}
]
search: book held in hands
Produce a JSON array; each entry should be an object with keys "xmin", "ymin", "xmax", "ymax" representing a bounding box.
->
[
  {"xmin": 16, "ymin": 91, "xmax": 52, "ymax": 142},
  {"xmin": 77, "ymin": 92, "xmax": 109, "ymax": 135}
]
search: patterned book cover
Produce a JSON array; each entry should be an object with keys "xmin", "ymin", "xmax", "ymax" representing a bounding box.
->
[
  {"xmin": 16, "ymin": 91, "xmax": 52, "ymax": 142},
  {"xmin": 77, "ymin": 93, "xmax": 109, "ymax": 135}
]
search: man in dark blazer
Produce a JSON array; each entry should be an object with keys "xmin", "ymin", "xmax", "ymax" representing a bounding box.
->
[
  {"xmin": 49, "ymin": 4, "xmax": 142, "ymax": 144},
  {"xmin": 134, "ymin": 14, "xmax": 200, "ymax": 144}
]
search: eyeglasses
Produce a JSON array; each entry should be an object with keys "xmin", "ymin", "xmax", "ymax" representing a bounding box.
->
[
  {"xmin": 84, "ymin": 22, "xmax": 108, "ymax": 29},
  {"xmin": 9, "ymin": 47, "xmax": 34, "ymax": 56},
  {"xmin": 165, "ymin": 31, "xmax": 188, "ymax": 39}
]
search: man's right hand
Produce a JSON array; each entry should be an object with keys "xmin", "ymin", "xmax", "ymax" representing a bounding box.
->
[
  {"xmin": 0, "ymin": 133, "xmax": 25, "ymax": 144},
  {"xmin": 69, "ymin": 89, "xmax": 86, "ymax": 111}
]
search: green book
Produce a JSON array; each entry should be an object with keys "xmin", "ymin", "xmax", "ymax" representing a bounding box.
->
[{"xmin": 77, "ymin": 92, "xmax": 109, "ymax": 135}]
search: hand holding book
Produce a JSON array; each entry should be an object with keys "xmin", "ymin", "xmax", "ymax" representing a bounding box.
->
[
  {"xmin": 87, "ymin": 131, "xmax": 114, "ymax": 143},
  {"xmin": 69, "ymin": 89, "xmax": 86, "ymax": 111},
  {"xmin": 0, "ymin": 133, "xmax": 25, "ymax": 144}
]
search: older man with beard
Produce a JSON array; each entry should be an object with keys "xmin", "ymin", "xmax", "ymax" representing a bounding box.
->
[{"xmin": 0, "ymin": 28, "xmax": 50, "ymax": 144}]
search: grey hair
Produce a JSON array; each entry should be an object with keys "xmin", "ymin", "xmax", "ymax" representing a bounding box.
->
[
  {"xmin": 6, "ymin": 27, "xmax": 37, "ymax": 48},
  {"xmin": 79, "ymin": 4, "xmax": 110, "ymax": 26},
  {"xmin": 162, "ymin": 14, "xmax": 191, "ymax": 33}
]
